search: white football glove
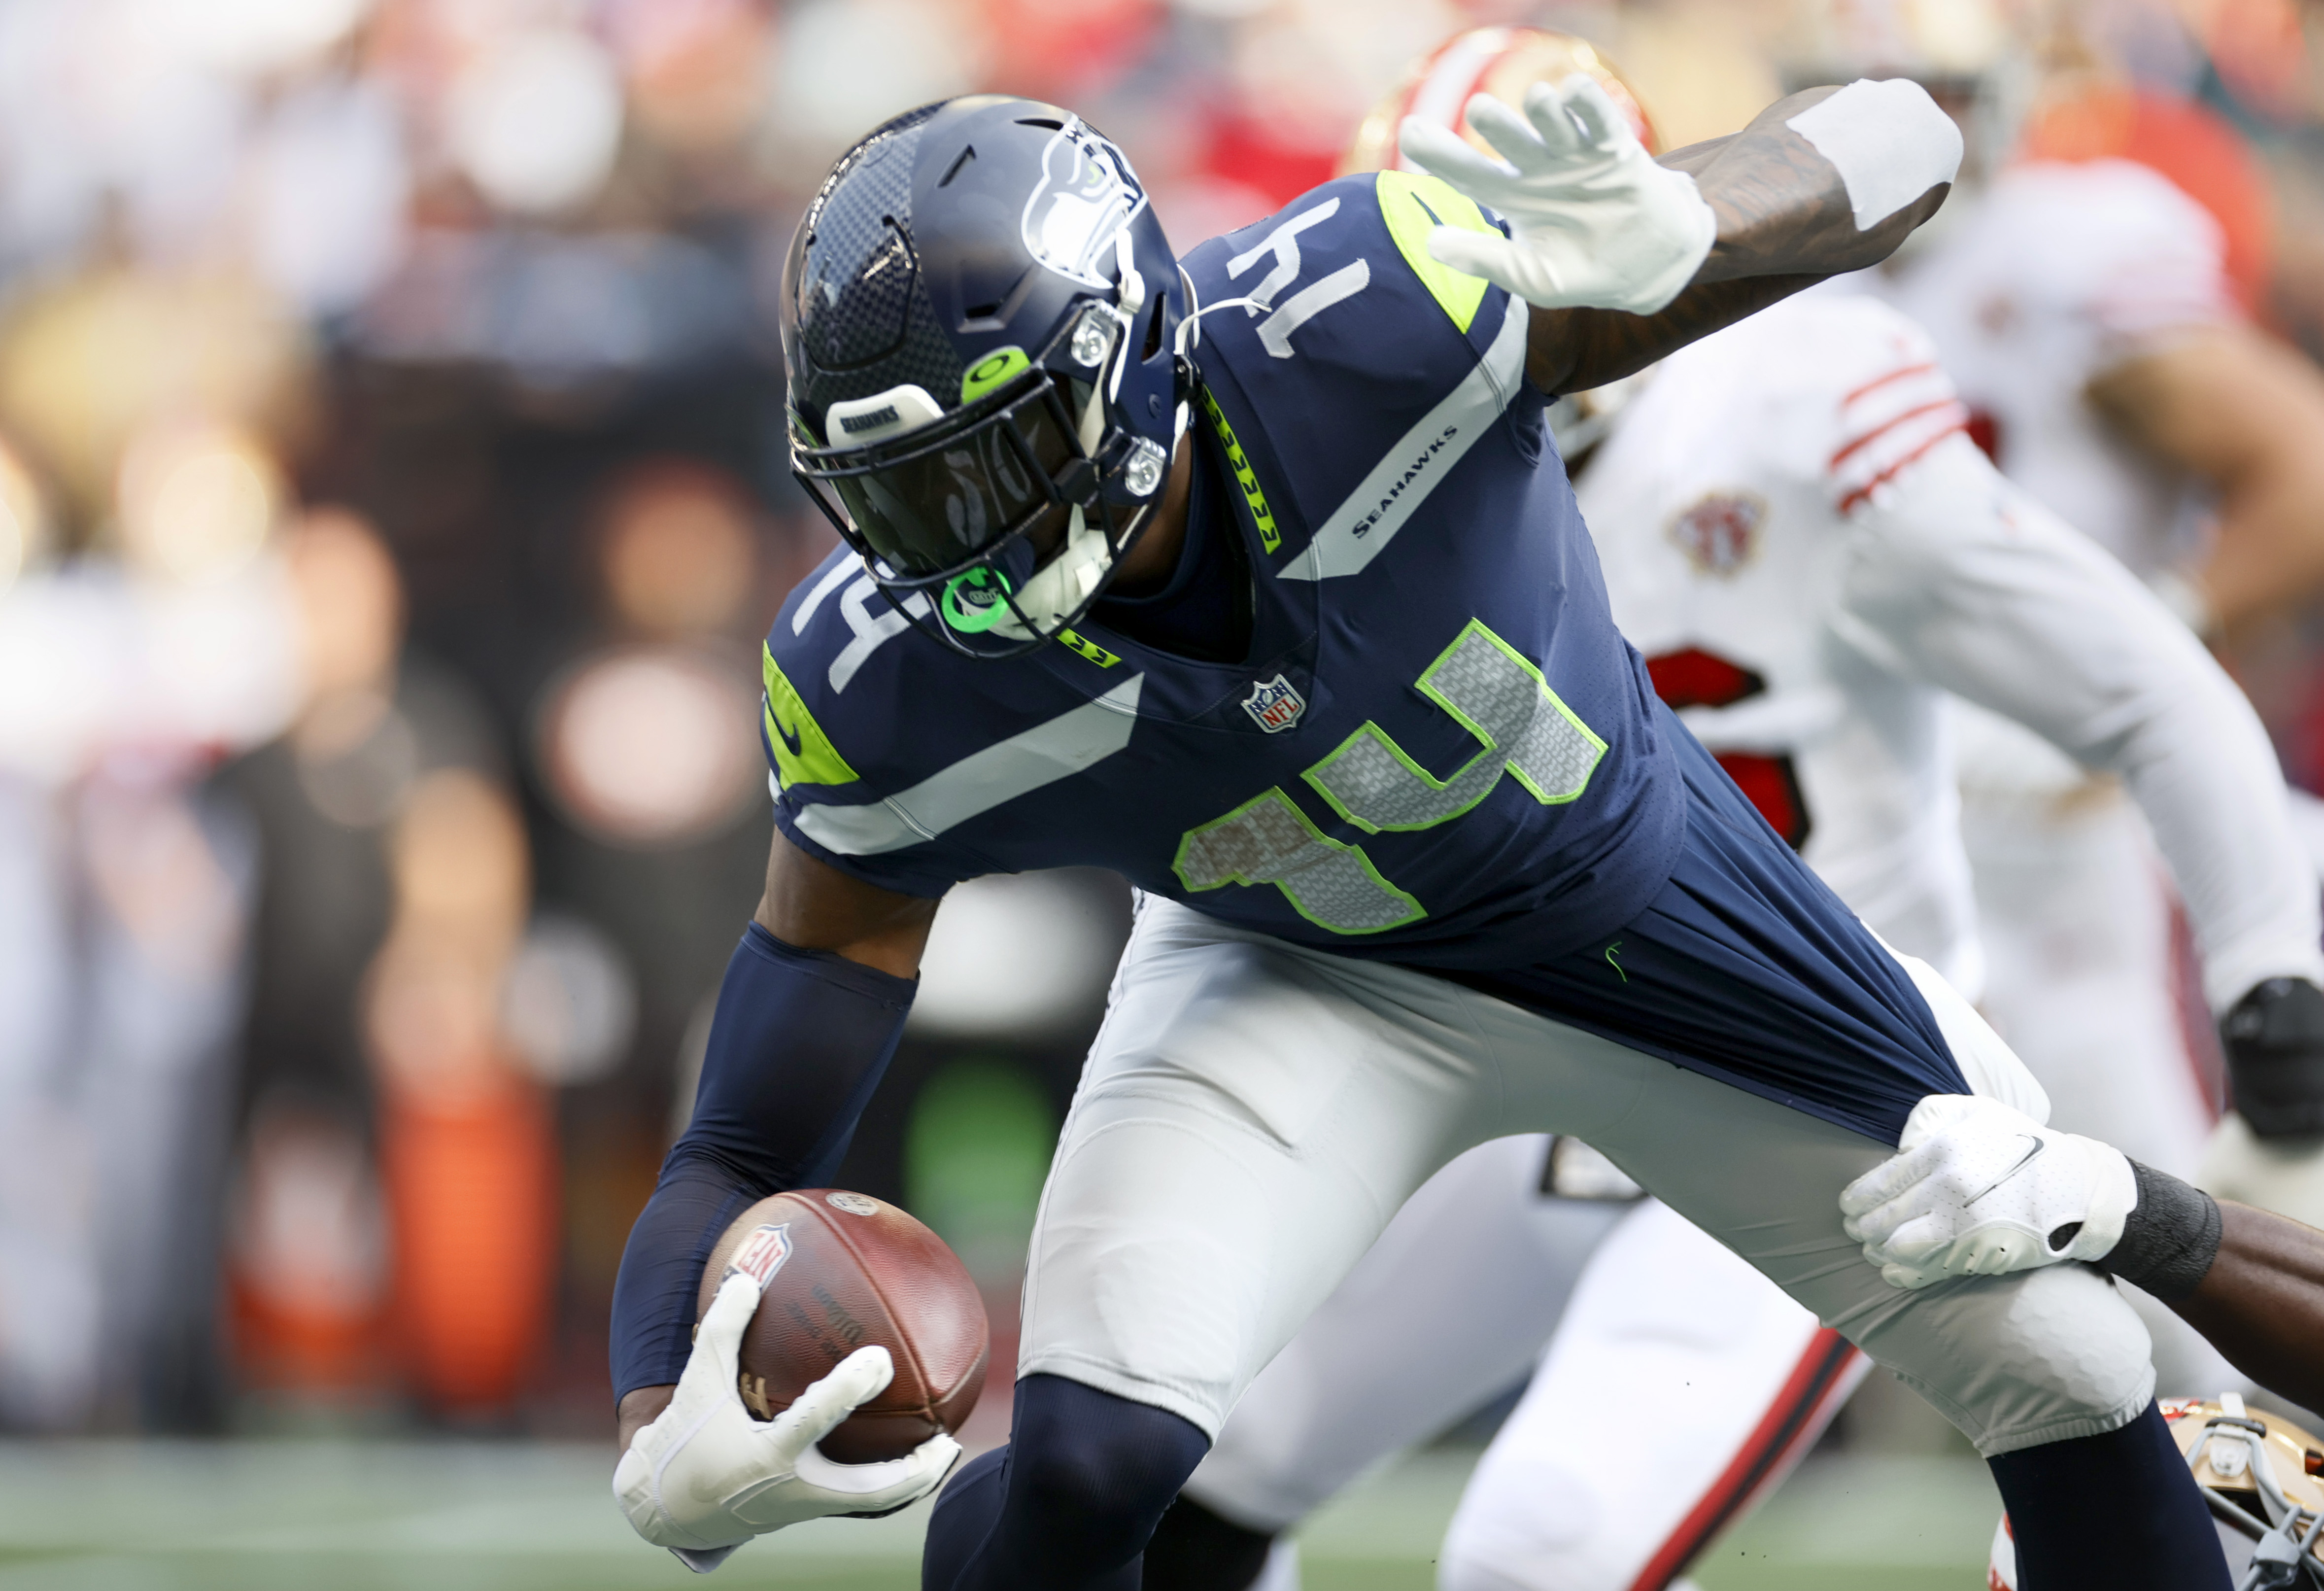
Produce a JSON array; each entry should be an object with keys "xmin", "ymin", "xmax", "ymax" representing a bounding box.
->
[
  {"xmin": 1397, "ymin": 76, "xmax": 1716, "ymax": 316},
  {"xmin": 614, "ymin": 1271, "xmax": 961, "ymax": 1573},
  {"xmin": 1839, "ymin": 1095, "xmax": 2137, "ymax": 1290}
]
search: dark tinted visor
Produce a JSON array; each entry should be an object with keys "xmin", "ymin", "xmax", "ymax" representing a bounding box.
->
[{"xmin": 822, "ymin": 386, "xmax": 1078, "ymax": 576}]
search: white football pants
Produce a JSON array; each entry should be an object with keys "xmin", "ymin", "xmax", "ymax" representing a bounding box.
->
[
  {"xmin": 1023, "ymin": 898, "xmax": 2152, "ymax": 1471},
  {"xmin": 1186, "ymin": 784, "xmax": 2246, "ymax": 1590},
  {"xmin": 1184, "ymin": 1140, "xmax": 1863, "ymax": 1591}
]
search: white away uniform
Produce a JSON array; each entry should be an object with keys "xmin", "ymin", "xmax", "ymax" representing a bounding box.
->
[
  {"xmin": 1884, "ymin": 160, "xmax": 2322, "ymax": 1181},
  {"xmin": 1184, "ymin": 291, "xmax": 2323, "ymax": 1590}
]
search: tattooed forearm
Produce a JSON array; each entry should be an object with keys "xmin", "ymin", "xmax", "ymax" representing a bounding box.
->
[{"xmin": 1529, "ymin": 86, "xmax": 1951, "ymax": 394}]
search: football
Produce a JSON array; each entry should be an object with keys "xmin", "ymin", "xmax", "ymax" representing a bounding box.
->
[{"xmin": 696, "ymin": 1189, "xmax": 990, "ymax": 1464}]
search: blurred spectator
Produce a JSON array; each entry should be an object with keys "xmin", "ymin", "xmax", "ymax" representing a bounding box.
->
[
  {"xmin": 368, "ymin": 766, "xmax": 555, "ymax": 1419},
  {"xmin": 215, "ymin": 508, "xmax": 515, "ymax": 1420},
  {"xmin": 0, "ymin": 400, "xmax": 300, "ymax": 1437}
]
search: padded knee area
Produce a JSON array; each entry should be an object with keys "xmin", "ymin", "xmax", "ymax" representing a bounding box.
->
[
  {"xmin": 1848, "ymin": 1261, "xmax": 2156, "ymax": 1455},
  {"xmin": 923, "ymin": 1375, "xmax": 1210, "ymax": 1591},
  {"xmin": 1009, "ymin": 1375, "xmax": 1210, "ymax": 1554}
]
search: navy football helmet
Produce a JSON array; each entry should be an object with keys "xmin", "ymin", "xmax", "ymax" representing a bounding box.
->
[{"xmin": 783, "ymin": 97, "xmax": 1188, "ymax": 657}]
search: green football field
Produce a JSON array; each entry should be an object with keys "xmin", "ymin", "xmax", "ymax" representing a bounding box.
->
[{"xmin": 0, "ymin": 1440, "xmax": 2003, "ymax": 1590}]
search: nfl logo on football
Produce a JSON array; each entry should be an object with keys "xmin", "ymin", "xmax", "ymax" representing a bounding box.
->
[
  {"xmin": 1242, "ymin": 674, "xmax": 1306, "ymax": 734},
  {"xmin": 726, "ymin": 1223, "xmax": 794, "ymax": 1287}
]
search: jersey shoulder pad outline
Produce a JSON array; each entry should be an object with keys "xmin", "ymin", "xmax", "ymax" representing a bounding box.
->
[
  {"xmin": 1371, "ymin": 169, "xmax": 1503, "ymax": 334},
  {"xmin": 1189, "ymin": 171, "xmax": 1512, "ymax": 357}
]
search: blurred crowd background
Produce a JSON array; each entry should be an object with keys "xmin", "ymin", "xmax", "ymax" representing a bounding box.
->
[{"xmin": 7, "ymin": 0, "xmax": 2324, "ymax": 1443}]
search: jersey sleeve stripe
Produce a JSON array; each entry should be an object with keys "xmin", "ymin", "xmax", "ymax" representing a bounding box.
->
[
  {"xmin": 1827, "ymin": 397, "xmax": 1966, "ymax": 471},
  {"xmin": 1841, "ymin": 360, "xmax": 1939, "ymax": 407},
  {"xmin": 1279, "ymin": 296, "xmax": 1530, "ymax": 581},
  {"xmin": 1835, "ymin": 418, "xmax": 1966, "ymax": 514},
  {"xmin": 792, "ymin": 674, "xmax": 1145, "ymax": 855}
]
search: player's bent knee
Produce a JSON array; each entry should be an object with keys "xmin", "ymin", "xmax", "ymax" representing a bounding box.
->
[
  {"xmin": 1859, "ymin": 1261, "xmax": 2155, "ymax": 1457},
  {"xmin": 1008, "ymin": 1375, "xmax": 1211, "ymax": 1556}
]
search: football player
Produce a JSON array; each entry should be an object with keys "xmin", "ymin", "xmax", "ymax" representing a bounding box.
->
[
  {"xmin": 1147, "ymin": 27, "xmax": 2324, "ymax": 1591},
  {"xmin": 1862, "ymin": 0, "xmax": 2324, "ymax": 1235},
  {"xmin": 1161, "ymin": 285, "xmax": 2324, "ymax": 1591},
  {"xmin": 605, "ymin": 82, "xmax": 2236, "ymax": 1590}
]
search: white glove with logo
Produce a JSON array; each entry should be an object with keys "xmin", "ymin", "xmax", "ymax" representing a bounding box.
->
[
  {"xmin": 1398, "ymin": 76, "xmax": 1716, "ymax": 316},
  {"xmin": 1839, "ymin": 1095, "xmax": 2138, "ymax": 1290},
  {"xmin": 614, "ymin": 1272, "xmax": 961, "ymax": 1573}
]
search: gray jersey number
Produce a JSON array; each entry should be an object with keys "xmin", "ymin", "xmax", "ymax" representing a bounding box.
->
[{"xmin": 1174, "ymin": 620, "xmax": 1607, "ymax": 934}]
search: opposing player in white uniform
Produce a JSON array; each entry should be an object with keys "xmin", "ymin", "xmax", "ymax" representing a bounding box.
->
[
  {"xmin": 1165, "ymin": 282, "xmax": 2324, "ymax": 1591},
  {"xmin": 1885, "ymin": 147, "xmax": 2324, "ymax": 1211},
  {"xmin": 1146, "ymin": 38, "xmax": 2324, "ymax": 1589}
]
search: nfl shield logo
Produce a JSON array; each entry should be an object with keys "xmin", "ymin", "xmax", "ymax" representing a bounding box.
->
[
  {"xmin": 724, "ymin": 1223, "xmax": 794, "ymax": 1288},
  {"xmin": 1242, "ymin": 674, "xmax": 1306, "ymax": 734}
]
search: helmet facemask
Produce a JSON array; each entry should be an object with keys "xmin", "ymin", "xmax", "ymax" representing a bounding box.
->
[
  {"xmin": 786, "ymin": 104, "xmax": 1185, "ymax": 661},
  {"xmin": 792, "ymin": 298, "xmax": 1171, "ymax": 658}
]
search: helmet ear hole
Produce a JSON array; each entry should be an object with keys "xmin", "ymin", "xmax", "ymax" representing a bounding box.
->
[{"xmin": 1141, "ymin": 295, "xmax": 1166, "ymax": 362}]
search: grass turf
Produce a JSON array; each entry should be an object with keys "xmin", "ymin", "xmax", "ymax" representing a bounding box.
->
[{"xmin": 0, "ymin": 1442, "xmax": 1999, "ymax": 1590}]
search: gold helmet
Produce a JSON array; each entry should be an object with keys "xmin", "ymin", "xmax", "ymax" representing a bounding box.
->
[
  {"xmin": 1342, "ymin": 27, "xmax": 1660, "ymax": 464},
  {"xmin": 1989, "ymin": 1397, "xmax": 2324, "ymax": 1588},
  {"xmin": 1339, "ymin": 26, "xmax": 1660, "ymax": 176}
]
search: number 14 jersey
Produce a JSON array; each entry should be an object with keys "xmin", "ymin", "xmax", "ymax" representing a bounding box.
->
[{"xmin": 760, "ymin": 172, "xmax": 1682, "ymax": 971}]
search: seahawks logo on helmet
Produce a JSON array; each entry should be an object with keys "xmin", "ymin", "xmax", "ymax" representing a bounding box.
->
[{"xmin": 1022, "ymin": 121, "xmax": 1146, "ymax": 291}]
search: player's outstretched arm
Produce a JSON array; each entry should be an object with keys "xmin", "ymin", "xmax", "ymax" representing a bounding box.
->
[
  {"xmin": 1832, "ymin": 430, "xmax": 2324, "ymax": 1135},
  {"xmin": 1400, "ymin": 77, "xmax": 1958, "ymax": 395},
  {"xmin": 1844, "ymin": 1096, "xmax": 2324, "ymax": 1416},
  {"xmin": 610, "ymin": 831, "xmax": 941, "ymax": 1561}
]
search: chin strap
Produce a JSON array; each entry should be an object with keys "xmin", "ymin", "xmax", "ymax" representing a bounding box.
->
[{"xmin": 1172, "ymin": 278, "xmax": 1265, "ymax": 361}]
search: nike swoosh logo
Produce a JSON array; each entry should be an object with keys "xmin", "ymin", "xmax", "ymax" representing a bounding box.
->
[
  {"xmin": 774, "ymin": 716, "xmax": 804, "ymax": 758},
  {"xmin": 1964, "ymin": 1135, "xmax": 2045, "ymax": 1206}
]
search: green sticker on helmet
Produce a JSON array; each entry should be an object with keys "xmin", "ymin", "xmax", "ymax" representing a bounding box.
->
[
  {"xmin": 961, "ymin": 347, "xmax": 1030, "ymax": 404},
  {"xmin": 941, "ymin": 567, "xmax": 1014, "ymax": 633}
]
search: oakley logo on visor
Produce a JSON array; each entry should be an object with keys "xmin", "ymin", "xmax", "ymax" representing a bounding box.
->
[{"xmin": 822, "ymin": 383, "xmax": 945, "ymax": 449}]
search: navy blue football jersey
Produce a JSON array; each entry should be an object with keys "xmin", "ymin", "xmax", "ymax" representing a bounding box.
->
[{"xmin": 761, "ymin": 172, "xmax": 1684, "ymax": 970}]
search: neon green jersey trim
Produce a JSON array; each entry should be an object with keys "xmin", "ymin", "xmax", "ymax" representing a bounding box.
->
[
  {"xmin": 762, "ymin": 644, "xmax": 859, "ymax": 789},
  {"xmin": 1057, "ymin": 629, "xmax": 1121, "ymax": 667},
  {"xmin": 1374, "ymin": 170, "xmax": 1498, "ymax": 335},
  {"xmin": 1198, "ymin": 386, "xmax": 1282, "ymax": 554}
]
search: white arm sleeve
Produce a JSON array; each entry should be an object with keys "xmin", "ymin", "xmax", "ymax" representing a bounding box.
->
[{"xmin": 1833, "ymin": 432, "xmax": 2324, "ymax": 1013}]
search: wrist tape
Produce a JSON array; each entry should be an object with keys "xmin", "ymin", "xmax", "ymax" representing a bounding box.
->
[{"xmin": 2100, "ymin": 1160, "xmax": 2222, "ymax": 1301}]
